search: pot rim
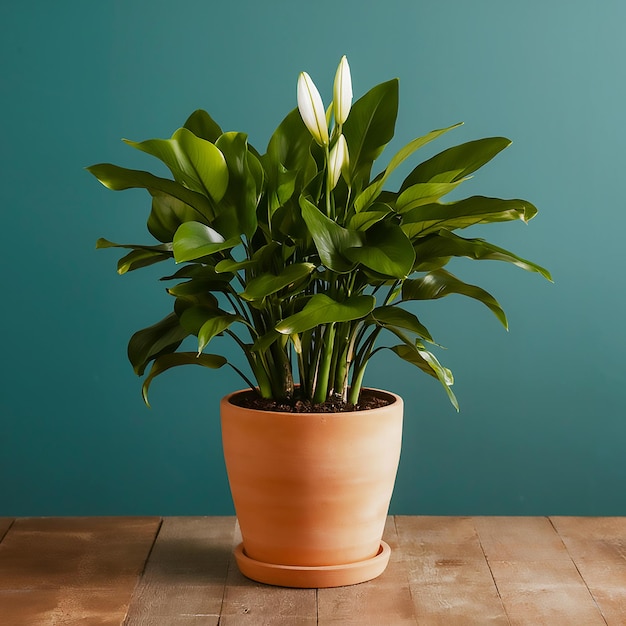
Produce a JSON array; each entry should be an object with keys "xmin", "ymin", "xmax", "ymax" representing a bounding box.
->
[{"xmin": 222, "ymin": 387, "xmax": 401, "ymax": 416}]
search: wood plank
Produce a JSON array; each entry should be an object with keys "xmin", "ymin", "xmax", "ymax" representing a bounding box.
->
[
  {"xmin": 0, "ymin": 519, "xmax": 13, "ymax": 543},
  {"xmin": 219, "ymin": 521, "xmax": 317, "ymax": 625},
  {"xmin": 396, "ymin": 516, "xmax": 508, "ymax": 625},
  {"xmin": 566, "ymin": 560, "xmax": 626, "ymax": 625},
  {"xmin": 125, "ymin": 516, "xmax": 237, "ymax": 626},
  {"xmin": 316, "ymin": 517, "xmax": 416, "ymax": 625},
  {"xmin": 487, "ymin": 559, "xmax": 606, "ymax": 625},
  {"xmin": 551, "ymin": 516, "xmax": 626, "ymax": 562},
  {"xmin": 551, "ymin": 517, "xmax": 626, "ymax": 624},
  {"xmin": 0, "ymin": 516, "xmax": 160, "ymax": 626},
  {"xmin": 474, "ymin": 516, "xmax": 572, "ymax": 562}
]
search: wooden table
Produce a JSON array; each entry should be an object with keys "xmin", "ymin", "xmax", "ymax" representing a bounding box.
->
[{"xmin": 0, "ymin": 516, "xmax": 625, "ymax": 625}]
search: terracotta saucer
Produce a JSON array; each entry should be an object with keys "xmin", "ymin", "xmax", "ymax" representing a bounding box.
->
[{"xmin": 233, "ymin": 541, "xmax": 391, "ymax": 588}]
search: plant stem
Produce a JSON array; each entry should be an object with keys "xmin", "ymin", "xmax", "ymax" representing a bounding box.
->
[{"xmin": 313, "ymin": 323, "xmax": 336, "ymax": 403}]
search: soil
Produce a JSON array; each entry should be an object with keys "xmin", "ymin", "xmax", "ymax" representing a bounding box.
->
[{"xmin": 229, "ymin": 388, "xmax": 394, "ymax": 413}]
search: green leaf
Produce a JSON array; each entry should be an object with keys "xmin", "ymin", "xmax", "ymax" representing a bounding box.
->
[
  {"xmin": 96, "ymin": 238, "xmax": 173, "ymax": 274},
  {"xmin": 213, "ymin": 132, "xmax": 260, "ymax": 238},
  {"xmin": 172, "ymin": 221, "xmax": 240, "ymax": 263},
  {"xmin": 194, "ymin": 313, "xmax": 241, "ymax": 354},
  {"xmin": 147, "ymin": 191, "xmax": 202, "ymax": 243},
  {"xmin": 370, "ymin": 306, "xmax": 433, "ymax": 342},
  {"xmin": 251, "ymin": 328, "xmax": 282, "ymax": 352},
  {"xmin": 414, "ymin": 230, "xmax": 553, "ymax": 280},
  {"xmin": 240, "ymin": 263, "xmax": 316, "ymax": 301},
  {"xmin": 396, "ymin": 180, "xmax": 465, "ymax": 213},
  {"xmin": 276, "ymin": 294, "xmax": 375, "ymax": 334},
  {"xmin": 401, "ymin": 137, "xmax": 511, "ymax": 189},
  {"xmin": 167, "ymin": 280, "xmax": 225, "ymax": 304},
  {"xmin": 215, "ymin": 258, "xmax": 257, "ymax": 273},
  {"xmin": 354, "ymin": 122, "xmax": 462, "ymax": 212},
  {"xmin": 127, "ymin": 313, "xmax": 190, "ymax": 376},
  {"xmin": 401, "ymin": 196, "xmax": 539, "ymax": 238},
  {"xmin": 160, "ymin": 263, "xmax": 232, "ymax": 282},
  {"xmin": 141, "ymin": 352, "xmax": 227, "ymax": 406},
  {"xmin": 87, "ymin": 163, "xmax": 214, "ymax": 220},
  {"xmin": 183, "ymin": 109, "xmax": 223, "ymax": 142},
  {"xmin": 300, "ymin": 196, "xmax": 363, "ymax": 273},
  {"xmin": 116, "ymin": 249, "xmax": 171, "ymax": 274},
  {"xmin": 391, "ymin": 344, "xmax": 458, "ymax": 411},
  {"xmin": 343, "ymin": 79, "xmax": 399, "ymax": 190},
  {"xmin": 345, "ymin": 220, "xmax": 415, "ymax": 279},
  {"xmin": 264, "ymin": 108, "xmax": 318, "ymax": 216},
  {"xmin": 124, "ymin": 127, "xmax": 229, "ymax": 202},
  {"xmin": 347, "ymin": 206, "xmax": 391, "ymax": 231},
  {"xmin": 402, "ymin": 269, "xmax": 508, "ymax": 328}
]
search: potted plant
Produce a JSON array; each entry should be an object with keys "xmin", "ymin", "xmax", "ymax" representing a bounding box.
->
[{"xmin": 89, "ymin": 56, "xmax": 551, "ymax": 587}]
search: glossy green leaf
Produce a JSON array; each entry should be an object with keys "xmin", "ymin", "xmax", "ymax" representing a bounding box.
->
[
  {"xmin": 160, "ymin": 263, "xmax": 231, "ymax": 281},
  {"xmin": 96, "ymin": 237, "xmax": 172, "ymax": 253},
  {"xmin": 213, "ymin": 132, "xmax": 259, "ymax": 238},
  {"xmin": 147, "ymin": 191, "xmax": 202, "ymax": 243},
  {"xmin": 215, "ymin": 258, "xmax": 257, "ymax": 273},
  {"xmin": 401, "ymin": 196, "xmax": 539, "ymax": 238},
  {"xmin": 371, "ymin": 306, "xmax": 433, "ymax": 341},
  {"xmin": 414, "ymin": 230, "xmax": 553, "ymax": 280},
  {"xmin": 124, "ymin": 127, "xmax": 229, "ymax": 202},
  {"xmin": 343, "ymin": 79, "xmax": 398, "ymax": 189},
  {"xmin": 197, "ymin": 314, "xmax": 241, "ymax": 354},
  {"xmin": 402, "ymin": 269, "xmax": 508, "ymax": 328},
  {"xmin": 264, "ymin": 108, "xmax": 318, "ymax": 216},
  {"xmin": 96, "ymin": 238, "xmax": 173, "ymax": 274},
  {"xmin": 401, "ymin": 137, "xmax": 511, "ymax": 189},
  {"xmin": 241, "ymin": 263, "xmax": 316, "ymax": 301},
  {"xmin": 141, "ymin": 352, "xmax": 227, "ymax": 406},
  {"xmin": 172, "ymin": 221, "xmax": 240, "ymax": 263},
  {"xmin": 127, "ymin": 313, "xmax": 189, "ymax": 376},
  {"xmin": 347, "ymin": 206, "xmax": 391, "ymax": 231},
  {"xmin": 87, "ymin": 164, "xmax": 214, "ymax": 219},
  {"xmin": 354, "ymin": 122, "xmax": 462, "ymax": 212},
  {"xmin": 276, "ymin": 294, "xmax": 376, "ymax": 334},
  {"xmin": 166, "ymin": 281, "xmax": 226, "ymax": 304},
  {"xmin": 183, "ymin": 109, "xmax": 223, "ymax": 142},
  {"xmin": 345, "ymin": 220, "xmax": 415, "ymax": 279},
  {"xmin": 250, "ymin": 329, "xmax": 282, "ymax": 353},
  {"xmin": 396, "ymin": 180, "xmax": 465, "ymax": 213},
  {"xmin": 391, "ymin": 344, "xmax": 458, "ymax": 410},
  {"xmin": 300, "ymin": 196, "xmax": 363, "ymax": 273},
  {"xmin": 116, "ymin": 249, "xmax": 171, "ymax": 274}
]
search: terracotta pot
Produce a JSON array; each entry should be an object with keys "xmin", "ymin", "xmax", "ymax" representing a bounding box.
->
[{"xmin": 220, "ymin": 388, "xmax": 403, "ymax": 587}]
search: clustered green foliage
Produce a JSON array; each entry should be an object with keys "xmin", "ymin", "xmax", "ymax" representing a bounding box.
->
[{"xmin": 89, "ymin": 58, "xmax": 550, "ymax": 410}]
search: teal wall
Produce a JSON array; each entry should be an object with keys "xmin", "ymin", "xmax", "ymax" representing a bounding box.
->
[{"xmin": 2, "ymin": 0, "xmax": 625, "ymax": 516}]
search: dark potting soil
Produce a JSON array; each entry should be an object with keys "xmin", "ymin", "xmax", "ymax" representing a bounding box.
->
[{"xmin": 229, "ymin": 388, "xmax": 394, "ymax": 413}]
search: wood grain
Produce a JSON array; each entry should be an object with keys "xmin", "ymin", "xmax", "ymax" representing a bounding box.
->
[
  {"xmin": 1, "ymin": 516, "xmax": 625, "ymax": 624},
  {"xmin": 487, "ymin": 559, "xmax": 606, "ymax": 625},
  {"xmin": 474, "ymin": 516, "xmax": 571, "ymax": 561},
  {"xmin": 552, "ymin": 516, "xmax": 626, "ymax": 624},
  {"xmin": 396, "ymin": 516, "xmax": 509, "ymax": 625},
  {"xmin": 0, "ymin": 516, "xmax": 160, "ymax": 626},
  {"xmin": 124, "ymin": 516, "xmax": 237, "ymax": 626},
  {"xmin": 476, "ymin": 517, "xmax": 607, "ymax": 625}
]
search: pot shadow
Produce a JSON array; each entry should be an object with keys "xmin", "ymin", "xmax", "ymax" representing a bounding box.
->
[
  {"xmin": 144, "ymin": 533, "xmax": 296, "ymax": 589},
  {"xmin": 144, "ymin": 535, "xmax": 236, "ymax": 584}
]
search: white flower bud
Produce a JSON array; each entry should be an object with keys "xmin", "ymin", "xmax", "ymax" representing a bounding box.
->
[
  {"xmin": 333, "ymin": 56, "xmax": 352, "ymax": 125},
  {"xmin": 297, "ymin": 71, "xmax": 329, "ymax": 146},
  {"xmin": 328, "ymin": 134, "xmax": 349, "ymax": 190}
]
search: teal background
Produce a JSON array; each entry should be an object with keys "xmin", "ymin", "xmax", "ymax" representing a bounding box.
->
[{"xmin": 1, "ymin": 1, "xmax": 625, "ymax": 516}]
